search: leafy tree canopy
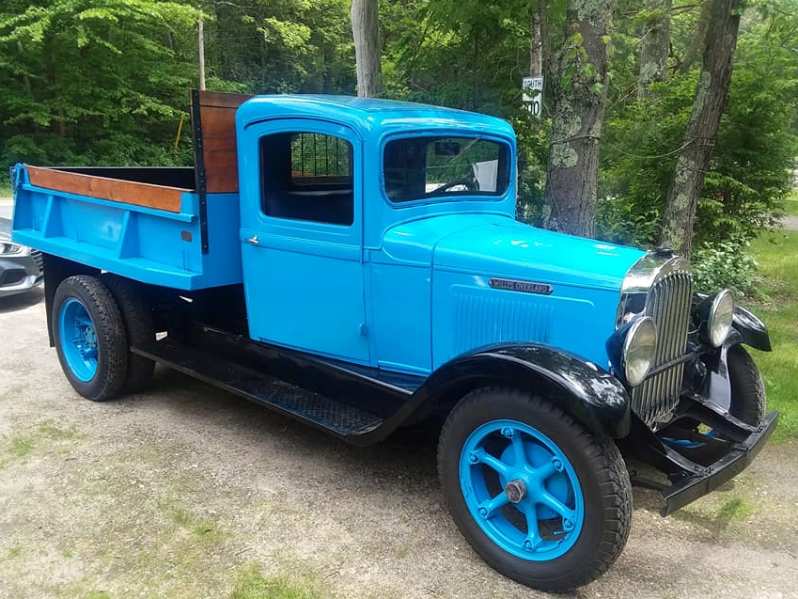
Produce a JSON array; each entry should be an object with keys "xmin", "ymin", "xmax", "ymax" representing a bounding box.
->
[{"xmin": 0, "ymin": 0, "xmax": 795, "ymax": 290}]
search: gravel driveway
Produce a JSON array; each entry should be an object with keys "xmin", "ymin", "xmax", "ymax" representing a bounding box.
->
[
  {"xmin": 1, "ymin": 294, "xmax": 797, "ymax": 598},
  {"xmin": 0, "ymin": 198, "xmax": 11, "ymax": 220}
]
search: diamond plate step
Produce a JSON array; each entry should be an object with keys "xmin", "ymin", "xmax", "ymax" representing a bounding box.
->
[{"xmin": 134, "ymin": 339, "xmax": 384, "ymax": 437}]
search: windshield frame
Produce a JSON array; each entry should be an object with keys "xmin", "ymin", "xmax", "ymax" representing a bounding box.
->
[{"xmin": 380, "ymin": 130, "xmax": 513, "ymax": 207}]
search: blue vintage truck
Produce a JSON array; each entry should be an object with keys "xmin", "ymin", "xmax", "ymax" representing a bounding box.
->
[{"xmin": 11, "ymin": 91, "xmax": 777, "ymax": 591}]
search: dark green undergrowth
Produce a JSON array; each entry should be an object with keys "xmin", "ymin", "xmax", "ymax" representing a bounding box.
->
[{"xmin": 747, "ymin": 230, "xmax": 798, "ymax": 441}]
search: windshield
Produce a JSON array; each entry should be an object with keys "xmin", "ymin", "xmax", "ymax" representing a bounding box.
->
[{"xmin": 384, "ymin": 136, "xmax": 510, "ymax": 203}]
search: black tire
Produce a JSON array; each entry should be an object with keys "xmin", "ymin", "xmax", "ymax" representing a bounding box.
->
[
  {"xmin": 727, "ymin": 345, "xmax": 766, "ymax": 426},
  {"xmin": 52, "ymin": 275, "xmax": 128, "ymax": 401},
  {"xmin": 103, "ymin": 275, "xmax": 156, "ymax": 392},
  {"xmin": 437, "ymin": 388, "xmax": 632, "ymax": 592}
]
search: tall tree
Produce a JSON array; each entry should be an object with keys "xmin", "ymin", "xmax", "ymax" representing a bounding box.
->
[
  {"xmin": 351, "ymin": 0, "xmax": 381, "ymax": 97},
  {"xmin": 544, "ymin": 0, "xmax": 615, "ymax": 237},
  {"xmin": 678, "ymin": 0, "xmax": 712, "ymax": 73},
  {"xmin": 637, "ymin": 0, "xmax": 671, "ymax": 97},
  {"xmin": 659, "ymin": 0, "xmax": 742, "ymax": 256}
]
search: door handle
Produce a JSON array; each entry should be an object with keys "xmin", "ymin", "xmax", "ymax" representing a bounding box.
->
[{"xmin": 247, "ymin": 234, "xmax": 260, "ymax": 246}]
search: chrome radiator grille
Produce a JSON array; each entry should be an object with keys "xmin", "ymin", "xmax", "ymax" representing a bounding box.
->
[{"xmin": 631, "ymin": 271, "xmax": 692, "ymax": 425}]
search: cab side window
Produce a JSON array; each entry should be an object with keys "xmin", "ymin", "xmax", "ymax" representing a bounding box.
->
[{"xmin": 260, "ymin": 132, "xmax": 353, "ymax": 225}]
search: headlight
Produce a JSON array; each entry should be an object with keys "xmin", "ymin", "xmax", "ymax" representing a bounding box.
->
[
  {"xmin": 0, "ymin": 241, "xmax": 25, "ymax": 256},
  {"xmin": 623, "ymin": 316, "xmax": 657, "ymax": 386},
  {"xmin": 706, "ymin": 289, "xmax": 734, "ymax": 347}
]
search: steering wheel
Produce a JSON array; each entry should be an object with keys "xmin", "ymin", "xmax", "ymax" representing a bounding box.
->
[{"xmin": 431, "ymin": 176, "xmax": 479, "ymax": 194}]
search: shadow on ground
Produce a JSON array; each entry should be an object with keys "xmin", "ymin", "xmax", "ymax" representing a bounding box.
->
[{"xmin": 0, "ymin": 287, "xmax": 43, "ymax": 314}]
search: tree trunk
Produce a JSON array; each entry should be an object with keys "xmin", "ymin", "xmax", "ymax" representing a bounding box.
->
[
  {"xmin": 351, "ymin": 0, "xmax": 381, "ymax": 97},
  {"xmin": 544, "ymin": 0, "xmax": 614, "ymax": 237},
  {"xmin": 659, "ymin": 0, "xmax": 742, "ymax": 257},
  {"xmin": 638, "ymin": 0, "xmax": 671, "ymax": 97},
  {"xmin": 679, "ymin": 0, "xmax": 712, "ymax": 73}
]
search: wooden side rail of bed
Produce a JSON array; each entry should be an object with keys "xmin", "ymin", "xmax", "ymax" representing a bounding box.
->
[{"xmin": 26, "ymin": 165, "xmax": 190, "ymax": 213}]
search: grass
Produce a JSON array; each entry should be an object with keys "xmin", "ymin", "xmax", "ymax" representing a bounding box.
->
[
  {"xmin": 230, "ymin": 564, "xmax": 321, "ymax": 599},
  {"xmin": 748, "ymin": 230, "xmax": 798, "ymax": 441},
  {"xmin": 0, "ymin": 180, "xmax": 10, "ymax": 199},
  {"xmin": 0, "ymin": 421, "xmax": 84, "ymax": 469}
]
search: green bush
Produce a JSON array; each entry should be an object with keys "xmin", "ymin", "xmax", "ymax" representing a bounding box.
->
[{"xmin": 691, "ymin": 239, "xmax": 758, "ymax": 295}]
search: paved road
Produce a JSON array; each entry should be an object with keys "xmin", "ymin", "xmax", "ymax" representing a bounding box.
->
[
  {"xmin": 783, "ymin": 215, "xmax": 798, "ymax": 232},
  {"xmin": 0, "ymin": 295, "xmax": 796, "ymax": 598}
]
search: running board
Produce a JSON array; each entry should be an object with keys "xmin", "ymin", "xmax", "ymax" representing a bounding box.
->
[{"xmin": 133, "ymin": 339, "xmax": 386, "ymax": 442}]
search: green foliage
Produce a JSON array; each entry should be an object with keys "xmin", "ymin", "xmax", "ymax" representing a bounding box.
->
[
  {"xmin": 0, "ymin": 0, "xmax": 355, "ymax": 180},
  {"xmin": 205, "ymin": 0, "xmax": 354, "ymax": 95},
  {"xmin": 0, "ymin": 0, "xmax": 794, "ymax": 275},
  {"xmin": 599, "ymin": 0, "xmax": 798, "ymax": 253},
  {"xmin": 0, "ymin": 0, "xmax": 203, "ymax": 175},
  {"xmin": 691, "ymin": 239, "xmax": 758, "ymax": 294}
]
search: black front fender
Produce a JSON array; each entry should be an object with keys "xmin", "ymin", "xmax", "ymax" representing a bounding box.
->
[
  {"xmin": 413, "ymin": 344, "xmax": 631, "ymax": 438},
  {"xmin": 733, "ymin": 305, "xmax": 771, "ymax": 351}
]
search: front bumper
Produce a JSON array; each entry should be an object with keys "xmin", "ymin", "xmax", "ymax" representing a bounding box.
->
[
  {"xmin": 620, "ymin": 393, "xmax": 778, "ymax": 516},
  {"xmin": 661, "ymin": 410, "xmax": 777, "ymax": 515},
  {"xmin": 0, "ymin": 252, "xmax": 43, "ymax": 298}
]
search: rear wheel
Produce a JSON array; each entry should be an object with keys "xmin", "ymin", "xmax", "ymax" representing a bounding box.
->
[
  {"xmin": 103, "ymin": 275, "xmax": 156, "ymax": 392},
  {"xmin": 52, "ymin": 275, "xmax": 128, "ymax": 401},
  {"xmin": 437, "ymin": 388, "xmax": 632, "ymax": 592}
]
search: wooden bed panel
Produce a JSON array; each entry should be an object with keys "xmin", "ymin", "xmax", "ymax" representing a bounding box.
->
[
  {"xmin": 27, "ymin": 165, "xmax": 187, "ymax": 213},
  {"xmin": 194, "ymin": 91, "xmax": 253, "ymax": 193}
]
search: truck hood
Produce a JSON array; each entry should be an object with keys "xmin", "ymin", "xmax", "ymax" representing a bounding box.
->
[{"xmin": 381, "ymin": 214, "xmax": 645, "ymax": 292}]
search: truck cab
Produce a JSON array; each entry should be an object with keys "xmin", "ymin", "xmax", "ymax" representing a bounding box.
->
[
  {"xmin": 235, "ymin": 95, "xmax": 639, "ymax": 374},
  {"xmin": 11, "ymin": 92, "xmax": 777, "ymax": 592}
]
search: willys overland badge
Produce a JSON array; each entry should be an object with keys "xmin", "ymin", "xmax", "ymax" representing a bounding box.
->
[{"xmin": 489, "ymin": 277, "xmax": 553, "ymax": 295}]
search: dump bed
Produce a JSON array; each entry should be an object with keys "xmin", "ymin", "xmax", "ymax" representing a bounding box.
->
[{"xmin": 11, "ymin": 91, "xmax": 251, "ymax": 291}]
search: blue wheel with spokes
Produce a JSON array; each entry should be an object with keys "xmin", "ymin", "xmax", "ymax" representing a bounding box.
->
[
  {"xmin": 438, "ymin": 388, "xmax": 632, "ymax": 592},
  {"xmin": 52, "ymin": 275, "xmax": 129, "ymax": 401},
  {"xmin": 459, "ymin": 419, "xmax": 584, "ymax": 561},
  {"xmin": 59, "ymin": 297, "xmax": 99, "ymax": 381}
]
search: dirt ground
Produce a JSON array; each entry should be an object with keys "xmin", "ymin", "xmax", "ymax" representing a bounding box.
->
[{"xmin": 1, "ymin": 291, "xmax": 797, "ymax": 599}]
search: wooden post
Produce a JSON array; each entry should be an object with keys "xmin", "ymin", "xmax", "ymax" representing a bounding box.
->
[
  {"xmin": 198, "ymin": 18, "xmax": 207, "ymax": 91},
  {"xmin": 529, "ymin": 3, "xmax": 543, "ymax": 79}
]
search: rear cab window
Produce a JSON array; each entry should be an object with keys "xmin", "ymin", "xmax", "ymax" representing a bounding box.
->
[
  {"xmin": 383, "ymin": 136, "xmax": 510, "ymax": 203},
  {"xmin": 260, "ymin": 132, "xmax": 354, "ymax": 225}
]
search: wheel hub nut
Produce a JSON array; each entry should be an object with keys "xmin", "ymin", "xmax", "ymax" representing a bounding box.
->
[{"xmin": 505, "ymin": 479, "xmax": 526, "ymax": 504}]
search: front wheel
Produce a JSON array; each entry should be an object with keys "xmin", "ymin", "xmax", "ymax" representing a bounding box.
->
[
  {"xmin": 437, "ymin": 388, "xmax": 632, "ymax": 592},
  {"xmin": 52, "ymin": 275, "xmax": 128, "ymax": 401},
  {"xmin": 727, "ymin": 345, "xmax": 766, "ymax": 426}
]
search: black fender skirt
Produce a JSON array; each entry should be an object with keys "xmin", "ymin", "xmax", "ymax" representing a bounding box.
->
[{"xmin": 411, "ymin": 345, "xmax": 631, "ymax": 439}]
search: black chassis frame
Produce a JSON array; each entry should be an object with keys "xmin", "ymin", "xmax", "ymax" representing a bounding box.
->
[{"xmin": 42, "ymin": 254, "xmax": 778, "ymax": 515}]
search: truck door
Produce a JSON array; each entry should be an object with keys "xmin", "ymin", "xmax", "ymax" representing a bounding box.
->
[{"xmin": 238, "ymin": 119, "xmax": 369, "ymax": 363}]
